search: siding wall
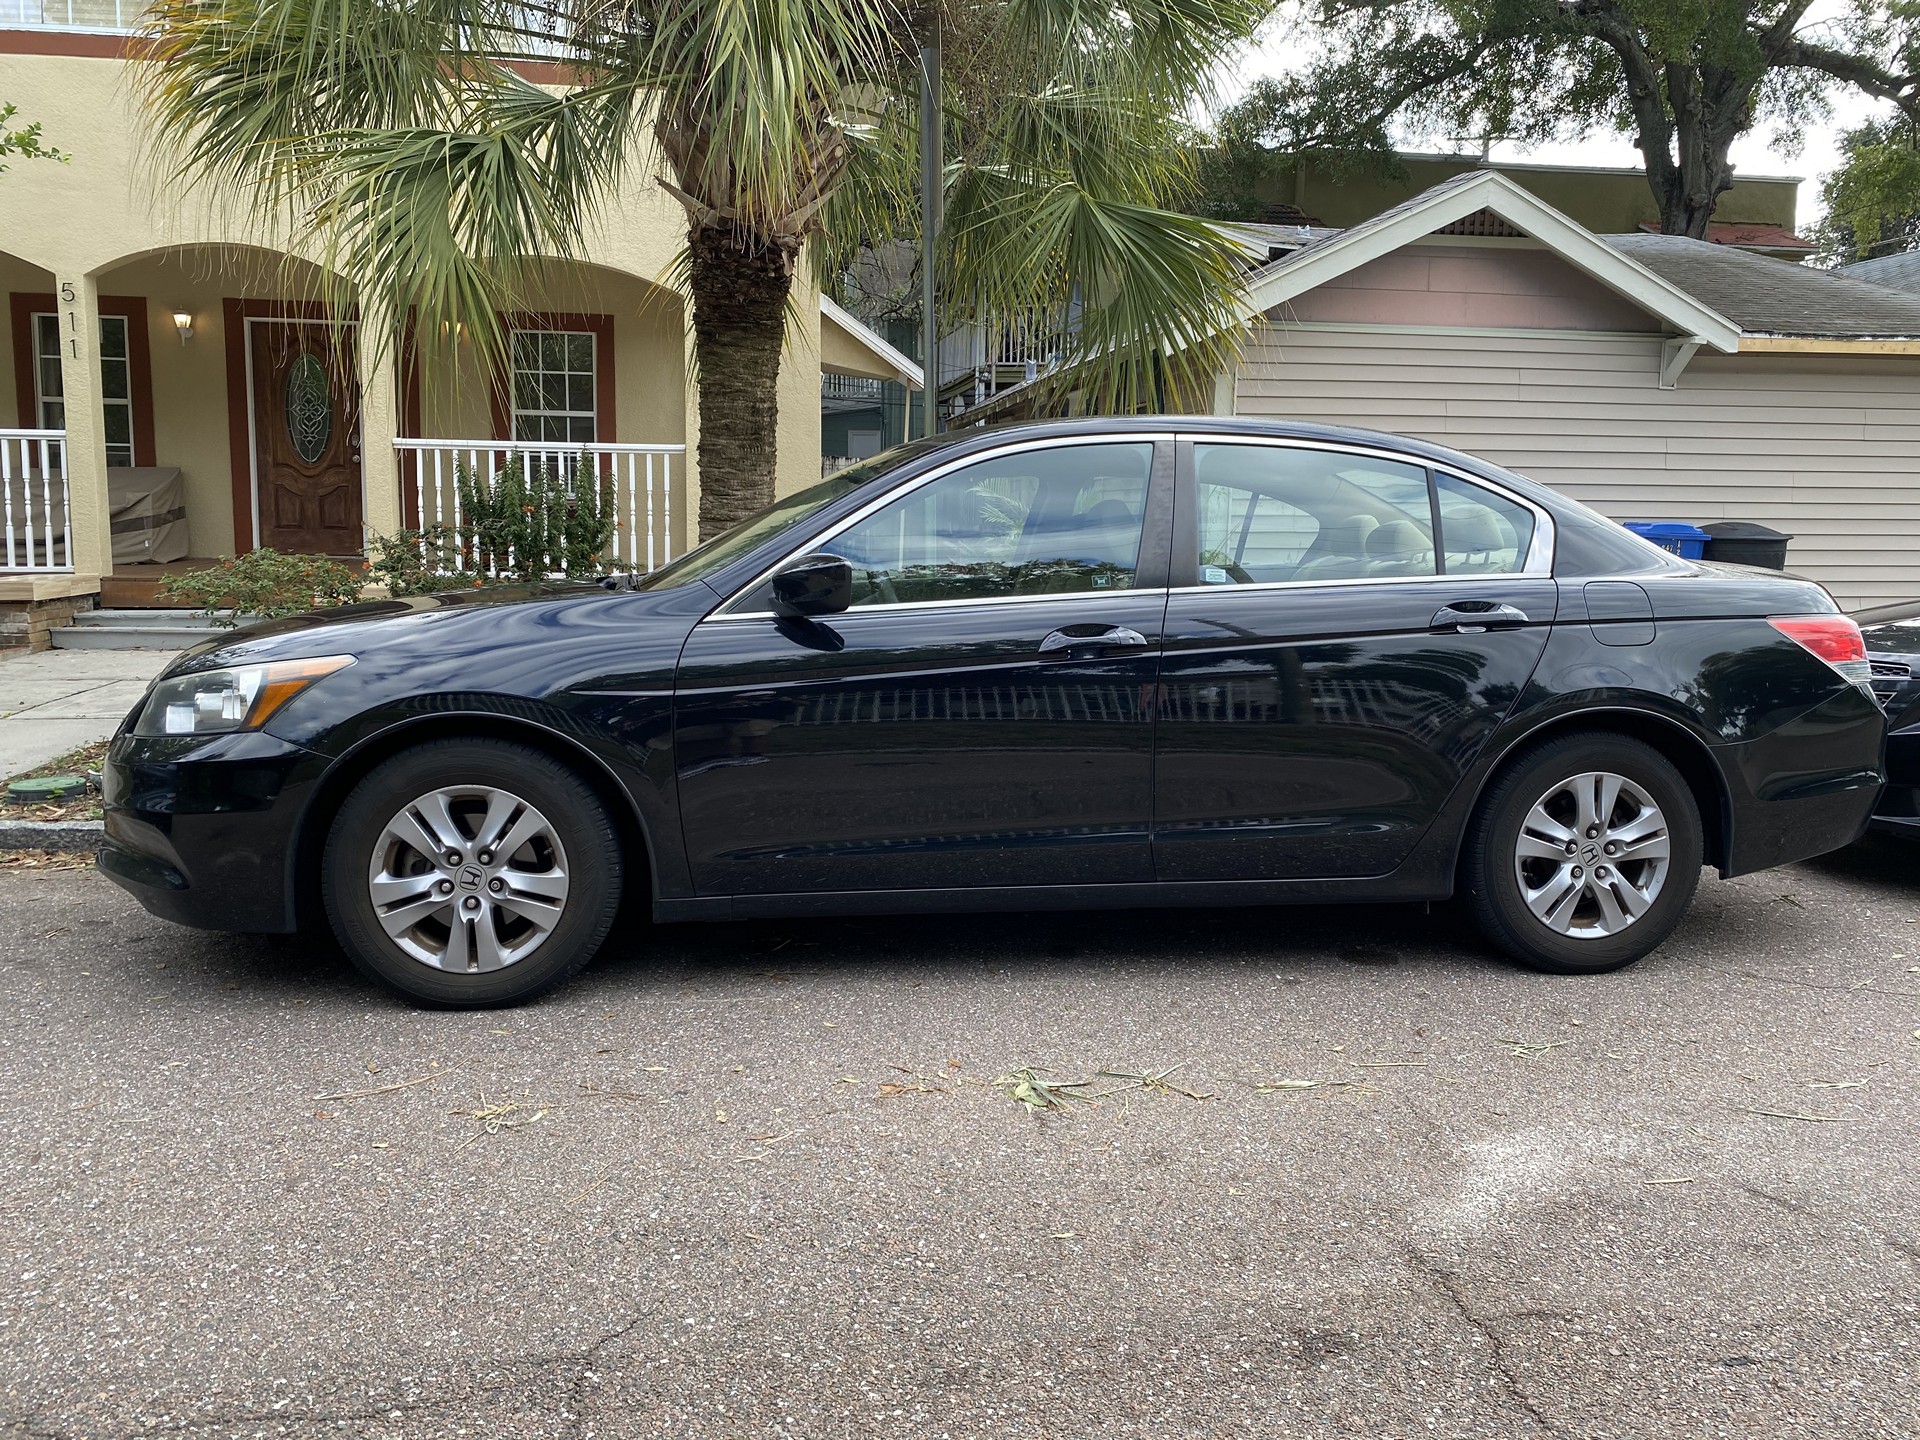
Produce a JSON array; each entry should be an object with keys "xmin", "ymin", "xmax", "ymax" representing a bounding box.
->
[{"xmin": 1237, "ymin": 322, "xmax": 1920, "ymax": 609}]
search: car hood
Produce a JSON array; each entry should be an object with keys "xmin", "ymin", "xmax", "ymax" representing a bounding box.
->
[
  {"xmin": 1863, "ymin": 614, "xmax": 1920, "ymax": 662},
  {"xmin": 160, "ymin": 579, "xmax": 716, "ymax": 676}
]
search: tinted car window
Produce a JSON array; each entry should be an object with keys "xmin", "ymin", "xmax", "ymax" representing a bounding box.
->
[
  {"xmin": 1193, "ymin": 443, "xmax": 1434, "ymax": 584},
  {"xmin": 831, "ymin": 442, "xmax": 1153, "ymax": 606},
  {"xmin": 632, "ymin": 439, "xmax": 948, "ymax": 591},
  {"xmin": 1436, "ymin": 472, "xmax": 1534, "ymax": 574}
]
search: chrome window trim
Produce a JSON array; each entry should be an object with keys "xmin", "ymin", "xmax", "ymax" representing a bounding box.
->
[
  {"xmin": 709, "ymin": 432, "xmax": 1174, "ymax": 620},
  {"xmin": 1181, "ymin": 432, "xmax": 1556, "ymax": 581},
  {"xmin": 1166, "ymin": 570, "xmax": 1547, "ymax": 598},
  {"xmin": 718, "ymin": 586, "xmax": 1165, "ymax": 624}
]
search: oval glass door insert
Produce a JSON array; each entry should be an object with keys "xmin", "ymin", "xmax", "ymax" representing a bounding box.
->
[{"xmin": 284, "ymin": 352, "xmax": 332, "ymax": 464}]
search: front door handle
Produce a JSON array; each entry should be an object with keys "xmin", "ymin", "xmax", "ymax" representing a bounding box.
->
[
  {"xmin": 1431, "ymin": 602, "xmax": 1529, "ymax": 633},
  {"xmin": 1040, "ymin": 625, "xmax": 1150, "ymax": 657}
]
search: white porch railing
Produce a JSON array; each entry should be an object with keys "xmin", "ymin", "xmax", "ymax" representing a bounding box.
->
[
  {"xmin": 0, "ymin": 429, "xmax": 69, "ymax": 573},
  {"xmin": 394, "ymin": 438, "xmax": 686, "ymax": 575}
]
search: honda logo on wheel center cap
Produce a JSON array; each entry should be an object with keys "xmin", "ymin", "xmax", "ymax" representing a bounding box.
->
[
  {"xmin": 457, "ymin": 865, "xmax": 485, "ymax": 891},
  {"xmin": 1579, "ymin": 842, "xmax": 1601, "ymax": 865}
]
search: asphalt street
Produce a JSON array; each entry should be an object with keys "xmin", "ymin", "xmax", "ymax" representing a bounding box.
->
[{"xmin": 2, "ymin": 842, "xmax": 1917, "ymax": 1440}]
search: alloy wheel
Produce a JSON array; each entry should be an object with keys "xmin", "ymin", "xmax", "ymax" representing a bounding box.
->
[
  {"xmin": 366, "ymin": 785, "xmax": 571, "ymax": 971},
  {"xmin": 1511, "ymin": 770, "xmax": 1671, "ymax": 939}
]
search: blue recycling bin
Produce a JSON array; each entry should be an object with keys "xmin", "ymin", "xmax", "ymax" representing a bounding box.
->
[{"xmin": 1622, "ymin": 521, "xmax": 1709, "ymax": 559}]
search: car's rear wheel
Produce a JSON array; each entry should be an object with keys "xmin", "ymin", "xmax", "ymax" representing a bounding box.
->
[
  {"xmin": 1464, "ymin": 733, "xmax": 1702, "ymax": 975},
  {"xmin": 322, "ymin": 738, "xmax": 623, "ymax": 1007}
]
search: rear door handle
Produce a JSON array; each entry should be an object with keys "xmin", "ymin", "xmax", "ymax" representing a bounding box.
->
[
  {"xmin": 1431, "ymin": 603, "xmax": 1529, "ymax": 633},
  {"xmin": 1040, "ymin": 625, "xmax": 1150, "ymax": 656}
]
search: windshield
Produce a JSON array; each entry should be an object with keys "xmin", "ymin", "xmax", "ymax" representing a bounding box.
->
[{"xmin": 633, "ymin": 440, "xmax": 946, "ymax": 591}]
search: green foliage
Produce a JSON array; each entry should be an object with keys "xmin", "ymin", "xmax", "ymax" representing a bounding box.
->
[
  {"xmin": 157, "ymin": 549, "xmax": 363, "ymax": 627},
  {"xmin": 453, "ymin": 454, "xmax": 616, "ymax": 582},
  {"xmin": 0, "ymin": 101, "xmax": 67, "ymax": 176},
  {"xmin": 1815, "ymin": 116, "xmax": 1920, "ymax": 263},
  {"xmin": 367, "ymin": 457, "xmax": 617, "ymax": 592},
  {"xmin": 364, "ymin": 525, "xmax": 483, "ymax": 595},
  {"xmin": 135, "ymin": 0, "xmax": 1269, "ymax": 489},
  {"xmin": 1222, "ymin": 2, "xmax": 1920, "ymax": 238}
]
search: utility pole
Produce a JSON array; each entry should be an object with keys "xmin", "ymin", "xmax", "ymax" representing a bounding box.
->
[{"xmin": 918, "ymin": 23, "xmax": 941, "ymax": 438}]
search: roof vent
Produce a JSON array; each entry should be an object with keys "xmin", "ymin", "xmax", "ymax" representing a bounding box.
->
[{"xmin": 1435, "ymin": 208, "xmax": 1525, "ymax": 238}]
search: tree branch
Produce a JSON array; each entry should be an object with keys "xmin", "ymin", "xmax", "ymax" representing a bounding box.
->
[{"xmin": 1775, "ymin": 37, "xmax": 1920, "ymax": 115}]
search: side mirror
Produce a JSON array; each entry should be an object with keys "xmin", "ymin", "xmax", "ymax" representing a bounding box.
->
[{"xmin": 769, "ymin": 553, "xmax": 853, "ymax": 617}]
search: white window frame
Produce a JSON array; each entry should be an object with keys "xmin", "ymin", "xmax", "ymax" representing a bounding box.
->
[
  {"xmin": 34, "ymin": 310, "xmax": 135, "ymax": 467},
  {"xmin": 508, "ymin": 328, "xmax": 598, "ymax": 444}
]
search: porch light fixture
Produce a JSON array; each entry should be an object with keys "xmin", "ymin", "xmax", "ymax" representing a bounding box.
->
[{"xmin": 172, "ymin": 310, "xmax": 193, "ymax": 345}]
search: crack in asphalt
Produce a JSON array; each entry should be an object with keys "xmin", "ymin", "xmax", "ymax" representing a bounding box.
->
[
  {"xmin": 3, "ymin": 1308, "xmax": 662, "ymax": 1440},
  {"xmin": 1406, "ymin": 1246, "xmax": 1561, "ymax": 1437}
]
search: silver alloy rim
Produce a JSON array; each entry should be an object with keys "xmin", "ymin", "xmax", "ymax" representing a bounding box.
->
[
  {"xmin": 1512, "ymin": 770, "xmax": 1670, "ymax": 940},
  {"xmin": 366, "ymin": 785, "xmax": 570, "ymax": 972}
]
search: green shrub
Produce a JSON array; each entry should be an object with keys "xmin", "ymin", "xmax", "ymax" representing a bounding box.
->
[
  {"xmin": 365, "ymin": 525, "xmax": 484, "ymax": 596},
  {"xmin": 157, "ymin": 549, "xmax": 364, "ymax": 628},
  {"xmin": 450, "ymin": 454, "xmax": 617, "ymax": 582}
]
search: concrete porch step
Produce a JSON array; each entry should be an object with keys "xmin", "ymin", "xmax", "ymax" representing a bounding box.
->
[{"xmin": 50, "ymin": 609, "xmax": 221, "ymax": 650}]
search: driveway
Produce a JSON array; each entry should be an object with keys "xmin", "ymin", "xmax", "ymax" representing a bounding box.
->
[{"xmin": 1, "ymin": 844, "xmax": 1916, "ymax": 1439}]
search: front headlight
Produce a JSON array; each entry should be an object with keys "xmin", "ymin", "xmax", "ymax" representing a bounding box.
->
[{"xmin": 133, "ymin": 656, "xmax": 355, "ymax": 737}]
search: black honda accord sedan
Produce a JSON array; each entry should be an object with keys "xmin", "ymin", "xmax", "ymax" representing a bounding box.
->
[{"xmin": 100, "ymin": 419, "xmax": 1884, "ymax": 1006}]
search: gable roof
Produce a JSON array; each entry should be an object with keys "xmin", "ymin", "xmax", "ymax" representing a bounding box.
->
[
  {"xmin": 1607, "ymin": 233, "xmax": 1920, "ymax": 339},
  {"xmin": 821, "ymin": 296, "xmax": 923, "ymax": 389},
  {"xmin": 1239, "ymin": 168, "xmax": 1741, "ymax": 353},
  {"xmin": 1839, "ymin": 250, "xmax": 1920, "ymax": 296}
]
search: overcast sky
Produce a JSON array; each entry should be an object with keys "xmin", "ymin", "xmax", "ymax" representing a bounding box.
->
[{"xmin": 1225, "ymin": 1, "xmax": 1894, "ymax": 230}]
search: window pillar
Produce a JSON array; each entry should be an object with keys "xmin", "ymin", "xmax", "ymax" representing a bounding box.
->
[{"xmin": 52, "ymin": 273, "xmax": 112, "ymax": 580}]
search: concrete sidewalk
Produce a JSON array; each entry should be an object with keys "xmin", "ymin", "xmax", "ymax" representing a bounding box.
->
[{"xmin": 0, "ymin": 647, "xmax": 178, "ymax": 777}]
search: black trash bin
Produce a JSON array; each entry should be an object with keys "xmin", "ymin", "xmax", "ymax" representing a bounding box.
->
[{"xmin": 1701, "ymin": 521, "xmax": 1792, "ymax": 570}]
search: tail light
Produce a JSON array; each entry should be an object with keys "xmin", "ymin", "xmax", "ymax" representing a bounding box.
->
[{"xmin": 1769, "ymin": 615, "xmax": 1870, "ymax": 685}]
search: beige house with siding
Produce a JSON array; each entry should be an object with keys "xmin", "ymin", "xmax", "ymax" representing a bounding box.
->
[
  {"xmin": 0, "ymin": 18, "xmax": 919, "ymax": 648},
  {"xmin": 972, "ymin": 168, "xmax": 1920, "ymax": 610},
  {"xmin": 1223, "ymin": 170, "xmax": 1920, "ymax": 610}
]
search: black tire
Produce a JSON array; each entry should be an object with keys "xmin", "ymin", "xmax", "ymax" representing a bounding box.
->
[
  {"xmin": 322, "ymin": 738, "xmax": 624, "ymax": 1007},
  {"xmin": 1463, "ymin": 733, "xmax": 1702, "ymax": 975}
]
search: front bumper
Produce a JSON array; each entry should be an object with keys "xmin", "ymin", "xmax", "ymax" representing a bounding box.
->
[
  {"xmin": 97, "ymin": 729, "xmax": 326, "ymax": 933},
  {"xmin": 1867, "ymin": 713, "xmax": 1920, "ymax": 837}
]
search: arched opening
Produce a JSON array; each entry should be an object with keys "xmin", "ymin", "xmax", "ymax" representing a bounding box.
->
[
  {"xmin": 84, "ymin": 245, "xmax": 354, "ymax": 586},
  {"xmin": 398, "ymin": 258, "xmax": 691, "ymax": 570}
]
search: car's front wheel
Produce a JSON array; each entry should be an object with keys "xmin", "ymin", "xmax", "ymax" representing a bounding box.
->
[
  {"xmin": 322, "ymin": 738, "xmax": 624, "ymax": 1007},
  {"xmin": 1464, "ymin": 733, "xmax": 1702, "ymax": 975}
]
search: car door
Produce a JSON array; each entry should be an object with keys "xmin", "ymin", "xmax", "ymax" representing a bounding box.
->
[
  {"xmin": 1153, "ymin": 437, "xmax": 1556, "ymax": 881},
  {"xmin": 673, "ymin": 436, "xmax": 1172, "ymax": 897}
]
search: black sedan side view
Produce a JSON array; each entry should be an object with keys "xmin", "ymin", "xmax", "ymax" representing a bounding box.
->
[{"xmin": 101, "ymin": 419, "xmax": 1885, "ymax": 1006}]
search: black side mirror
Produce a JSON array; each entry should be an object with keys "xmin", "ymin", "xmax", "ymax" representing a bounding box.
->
[{"xmin": 769, "ymin": 553, "xmax": 853, "ymax": 617}]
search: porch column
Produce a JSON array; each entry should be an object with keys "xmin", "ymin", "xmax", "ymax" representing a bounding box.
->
[
  {"xmin": 680, "ymin": 321, "xmax": 701, "ymax": 551},
  {"xmin": 54, "ymin": 273, "xmax": 113, "ymax": 581},
  {"xmin": 357, "ymin": 300, "xmax": 403, "ymax": 549}
]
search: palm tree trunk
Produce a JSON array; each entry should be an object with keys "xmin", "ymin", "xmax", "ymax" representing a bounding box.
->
[{"xmin": 687, "ymin": 222, "xmax": 799, "ymax": 539}]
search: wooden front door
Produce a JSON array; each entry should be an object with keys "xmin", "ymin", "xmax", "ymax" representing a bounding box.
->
[{"xmin": 252, "ymin": 320, "xmax": 362, "ymax": 554}]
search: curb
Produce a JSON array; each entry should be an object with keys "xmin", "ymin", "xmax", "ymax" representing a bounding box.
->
[{"xmin": 0, "ymin": 819, "xmax": 103, "ymax": 854}]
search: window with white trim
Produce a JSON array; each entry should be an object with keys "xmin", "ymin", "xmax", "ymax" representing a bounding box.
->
[
  {"xmin": 509, "ymin": 329, "xmax": 596, "ymax": 443},
  {"xmin": 34, "ymin": 312, "xmax": 135, "ymax": 466}
]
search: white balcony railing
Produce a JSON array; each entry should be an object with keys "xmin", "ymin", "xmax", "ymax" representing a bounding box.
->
[
  {"xmin": 0, "ymin": 0, "xmax": 138, "ymax": 32},
  {"xmin": 0, "ymin": 429, "xmax": 70, "ymax": 573},
  {"xmin": 394, "ymin": 438, "xmax": 686, "ymax": 576}
]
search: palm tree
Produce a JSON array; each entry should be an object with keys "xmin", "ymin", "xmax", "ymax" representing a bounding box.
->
[{"xmin": 138, "ymin": 0, "xmax": 1266, "ymax": 539}]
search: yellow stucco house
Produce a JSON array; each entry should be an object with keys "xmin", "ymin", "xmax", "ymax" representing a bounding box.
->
[{"xmin": 0, "ymin": 11, "xmax": 920, "ymax": 647}]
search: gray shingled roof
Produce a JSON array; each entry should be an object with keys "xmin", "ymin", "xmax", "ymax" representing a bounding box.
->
[
  {"xmin": 1839, "ymin": 250, "xmax": 1920, "ymax": 295},
  {"xmin": 1605, "ymin": 232, "xmax": 1920, "ymax": 337}
]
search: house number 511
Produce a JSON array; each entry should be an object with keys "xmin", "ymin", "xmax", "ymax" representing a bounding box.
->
[{"xmin": 59, "ymin": 282, "xmax": 80, "ymax": 358}]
